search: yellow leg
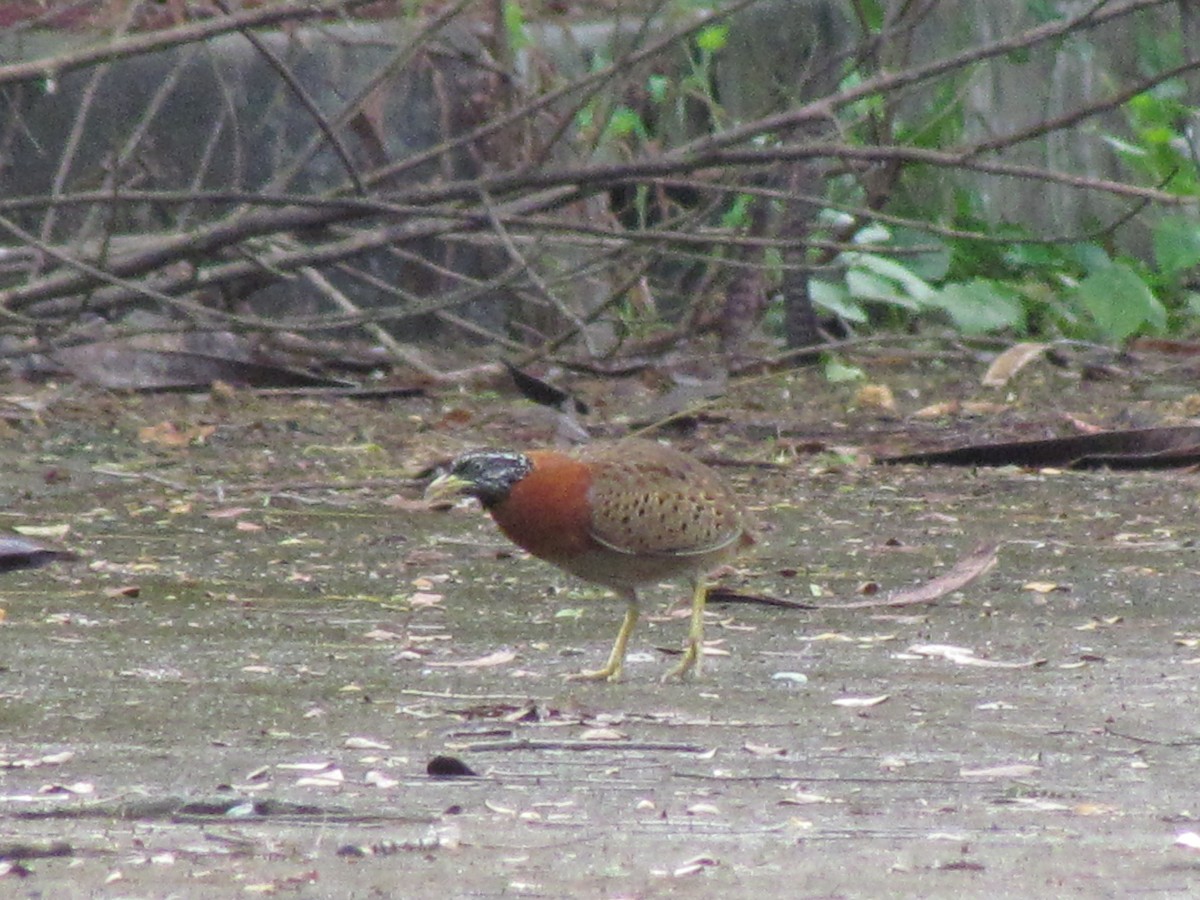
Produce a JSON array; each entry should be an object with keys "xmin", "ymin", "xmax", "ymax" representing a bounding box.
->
[
  {"xmin": 662, "ymin": 577, "xmax": 708, "ymax": 682},
  {"xmin": 567, "ymin": 590, "xmax": 639, "ymax": 682}
]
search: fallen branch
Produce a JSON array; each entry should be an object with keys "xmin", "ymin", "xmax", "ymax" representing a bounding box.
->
[
  {"xmin": 815, "ymin": 542, "xmax": 1000, "ymax": 610},
  {"xmin": 450, "ymin": 738, "xmax": 707, "ymax": 753}
]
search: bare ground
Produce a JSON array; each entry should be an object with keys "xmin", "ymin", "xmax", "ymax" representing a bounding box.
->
[{"xmin": 2, "ymin": 356, "xmax": 1200, "ymax": 898}]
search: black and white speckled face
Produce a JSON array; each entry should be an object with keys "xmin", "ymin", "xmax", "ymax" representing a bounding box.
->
[{"xmin": 446, "ymin": 450, "xmax": 533, "ymax": 508}]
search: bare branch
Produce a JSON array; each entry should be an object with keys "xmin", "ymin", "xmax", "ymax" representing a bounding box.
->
[{"xmin": 0, "ymin": 0, "xmax": 382, "ymax": 88}]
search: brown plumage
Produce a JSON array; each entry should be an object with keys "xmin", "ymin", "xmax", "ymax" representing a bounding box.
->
[{"xmin": 425, "ymin": 439, "xmax": 754, "ymax": 681}]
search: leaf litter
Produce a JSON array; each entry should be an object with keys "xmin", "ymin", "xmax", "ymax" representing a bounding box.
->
[{"xmin": 11, "ymin": 347, "xmax": 1200, "ymax": 895}]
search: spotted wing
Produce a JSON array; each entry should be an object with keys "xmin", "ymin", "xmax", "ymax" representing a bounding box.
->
[{"xmin": 581, "ymin": 441, "xmax": 746, "ymax": 558}]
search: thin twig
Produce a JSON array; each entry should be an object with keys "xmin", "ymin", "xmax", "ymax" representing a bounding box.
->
[
  {"xmin": 477, "ymin": 189, "xmax": 594, "ymax": 353},
  {"xmin": 297, "ymin": 265, "xmax": 441, "ymax": 376},
  {"xmin": 211, "ymin": 0, "xmax": 366, "ymax": 195},
  {"xmin": 0, "ymin": 0, "xmax": 381, "ymax": 89},
  {"xmin": 451, "ymin": 738, "xmax": 708, "ymax": 753}
]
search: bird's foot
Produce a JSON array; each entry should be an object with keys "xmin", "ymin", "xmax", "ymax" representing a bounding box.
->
[
  {"xmin": 565, "ymin": 664, "xmax": 623, "ymax": 683},
  {"xmin": 661, "ymin": 642, "xmax": 702, "ymax": 682}
]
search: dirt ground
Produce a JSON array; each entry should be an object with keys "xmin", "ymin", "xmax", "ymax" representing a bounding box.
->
[{"xmin": 2, "ymin": 355, "xmax": 1200, "ymax": 898}]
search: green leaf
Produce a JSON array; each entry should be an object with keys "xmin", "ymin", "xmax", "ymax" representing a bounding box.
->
[
  {"xmin": 1153, "ymin": 215, "xmax": 1200, "ymax": 278},
  {"xmin": 604, "ymin": 106, "xmax": 646, "ymax": 140},
  {"xmin": 854, "ymin": 254, "xmax": 936, "ymax": 303},
  {"xmin": 720, "ymin": 193, "xmax": 753, "ymax": 229},
  {"xmin": 853, "ymin": 223, "xmax": 892, "ymax": 245},
  {"xmin": 846, "ymin": 269, "xmax": 920, "ymax": 309},
  {"xmin": 1068, "ymin": 242, "xmax": 1114, "ymax": 275},
  {"xmin": 823, "ymin": 356, "xmax": 865, "ymax": 383},
  {"xmin": 1100, "ymin": 134, "xmax": 1147, "ymax": 158},
  {"xmin": 695, "ymin": 24, "xmax": 729, "ymax": 52},
  {"xmin": 845, "ymin": 252, "xmax": 936, "ymax": 304},
  {"xmin": 1074, "ymin": 262, "xmax": 1166, "ymax": 341},
  {"xmin": 810, "ymin": 280, "xmax": 867, "ymax": 323},
  {"xmin": 889, "ymin": 228, "xmax": 951, "ymax": 281},
  {"xmin": 855, "ymin": 0, "xmax": 885, "ymax": 29},
  {"xmin": 646, "ymin": 74, "xmax": 670, "ymax": 105},
  {"xmin": 1027, "ymin": 0, "xmax": 1066, "ymax": 24},
  {"xmin": 927, "ymin": 280, "xmax": 1026, "ymax": 334},
  {"xmin": 502, "ymin": 1, "xmax": 529, "ymax": 51}
]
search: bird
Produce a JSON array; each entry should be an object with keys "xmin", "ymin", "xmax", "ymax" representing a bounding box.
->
[{"xmin": 424, "ymin": 438, "xmax": 754, "ymax": 682}]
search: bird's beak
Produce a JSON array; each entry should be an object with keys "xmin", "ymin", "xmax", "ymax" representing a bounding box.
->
[{"xmin": 424, "ymin": 471, "xmax": 471, "ymax": 508}]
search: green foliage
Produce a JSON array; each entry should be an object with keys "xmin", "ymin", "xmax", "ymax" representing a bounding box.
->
[
  {"xmin": 804, "ymin": 216, "xmax": 1186, "ymax": 344},
  {"xmin": 927, "ymin": 281, "xmax": 1026, "ymax": 334},
  {"xmin": 1153, "ymin": 214, "xmax": 1200, "ymax": 279},
  {"xmin": 801, "ymin": 13, "xmax": 1200, "ymax": 347},
  {"xmin": 853, "ymin": 0, "xmax": 886, "ymax": 31},
  {"xmin": 1106, "ymin": 87, "xmax": 1200, "ymax": 196},
  {"xmin": 694, "ymin": 24, "xmax": 729, "ymax": 53},
  {"xmin": 1073, "ymin": 262, "xmax": 1166, "ymax": 342},
  {"xmin": 502, "ymin": 1, "xmax": 530, "ymax": 53},
  {"xmin": 603, "ymin": 105, "xmax": 649, "ymax": 142},
  {"xmin": 719, "ymin": 193, "xmax": 754, "ymax": 230},
  {"xmin": 584, "ymin": 1, "xmax": 1200, "ymax": 350},
  {"xmin": 822, "ymin": 356, "xmax": 866, "ymax": 383}
]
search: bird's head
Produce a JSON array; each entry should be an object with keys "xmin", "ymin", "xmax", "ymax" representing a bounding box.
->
[{"xmin": 424, "ymin": 450, "xmax": 533, "ymax": 510}]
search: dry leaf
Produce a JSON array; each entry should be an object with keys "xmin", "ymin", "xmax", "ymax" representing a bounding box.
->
[
  {"xmin": 908, "ymin": 643, "xmax": 1045, "ymax": 668},
  {"xmin": 1073, "ymin": 803, "xmax": 1118, "ymax": 816},
  {"xmin": 206, "ymin": 507, "xmax": 252, "ymax": 519},
  {"xmin": 364, "ymin": 628, "xmax": 405, "ymax": 642},
  {"xmin": 1074, "ymin": 616, "xmax": 1123, "ymax": 631},
  {"xmin": 364, "ymin": 770, "xmax": 399, "ymax": 789},
  {"xmin": 428, "ymin": 650, "xmax": 517, "ymax": 669},
  {"xmin": 961, "ymin": 763, "xmax": 1041, "ymax": 779},
  {"xmin": 12, "ymin": 523, "xmax": 71, "ymax": 540},
  {"xmin": 743, "ymin": 742, "xmax": 786, "ymax": 757},
  {"xmin": 38, "ymin": 781, "xmax": 94, "ymax": 795},
  {"xmin": 771, "ymin": 671, "xmax": 809, "ymax": 684},
  {"xmin": 277, "ymin": 761, "xmax": 337, "ymax": 772},
  {"xmin": 982, "ymin": 342, "xmax": 1049, "ymax": 387},
  {"xmin": 296, "ymin": 769, "xmax": 345, "ymax": 787},
  {"xmin": 345, "ymin": 737, "xmax": 391, "ymax": 750},
  {"xmin": 779, "ymin": 792, "xmax": 831, "ymax": 805},
  {"xmin": 1175, "ymin": 832, "xmax": 1200, "ymax": 850},
  {"xmin": 409, "ymin": 592, "xmax": 444, "ymax": 607},
  {"xmin": 1, "ymin": 750, "xmax": 75, "ymax": 770},
  {"xmin": 1001, "ymin": 797, "xmax": 1071, "ymax": 812},
  {"xmin": 854, "ymin": 383, "xmax": 896, "ymax": 412},
  {"xmin": 673, "ymin": 856, "xmax": 718, "ymax": 877},
  {"xmin": 1023, "ymin": 581, "xmax": 1067, "ymax": 594},
  {"xmin": 578, "ymin": 727, "xmax": 626, "ymax": 742},
  {"xmin": 832, "ymin": 694, "xmax": 890, "ymax": 708},
  {"xmin": 138, "ymin": 421, "xmax": 216, "ymax": 448},
  {"xmin": 911, "ymin": 400, "xmax": 1009, "ymax": 419}
]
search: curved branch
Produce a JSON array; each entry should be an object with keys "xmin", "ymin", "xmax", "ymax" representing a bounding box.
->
[{"xmin": 0, "ymin": 0, "xmax": 380, "ymax": 88}]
